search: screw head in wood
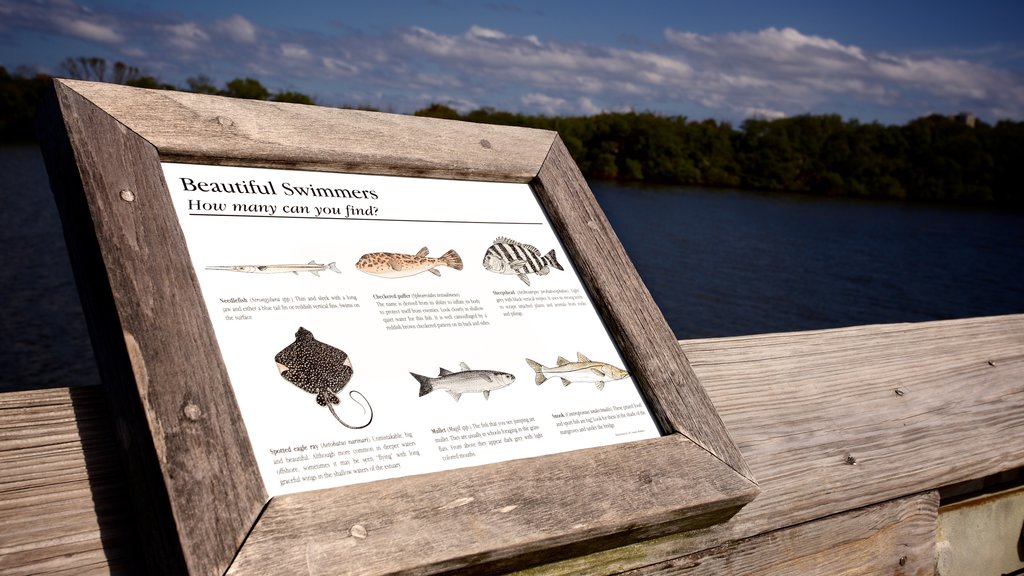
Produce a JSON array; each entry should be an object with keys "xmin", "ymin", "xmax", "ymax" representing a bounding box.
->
[{"xmin": 183, "ymin": 403, "xmax": 202, "ymax": 421}]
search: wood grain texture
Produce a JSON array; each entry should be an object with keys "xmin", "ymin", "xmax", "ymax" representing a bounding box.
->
[
  {"xmin": 532, "ymin": 138, "xmax": 753, "ymax": 481},
  {"xmin": 38, "ymin": 79, "xmax": 267, "ymax": 575},
  {"xmin": 37, "ymin": 80, "xmax": 757, "ymax": 574},
  {"xmin": 620, "ymin": 492, "xmax": 939, "ymax": 576},
  {"xmin": 59, "ymin": 79, "xmax": 556, "ymax": 183},
  {"xmin": 522, "ymin": 314, "xmax": 1024, "ymax": 575},
  {"xmin": 0, "ymin": 387, "xmax": 141, "ymax": 575},
  {"xmin": 3, "ymin": 315, "xmax": 1022, "ymax": 574},
  {"xmin": 227, "ymin": 434, "xmax": 756, "ymax": 576}
]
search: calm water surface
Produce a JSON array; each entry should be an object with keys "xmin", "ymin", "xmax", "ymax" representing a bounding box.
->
[
  {"xmin": 2, "ymin": 145, "xmax": 1022, "ymax": 390},
  {"xmin": 591, "ymin": 182, "xmax": 1024, "ymax": 338}
]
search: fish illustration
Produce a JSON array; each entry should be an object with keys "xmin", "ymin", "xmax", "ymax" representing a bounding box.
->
[
  {"xmin": 275, "ymin": 327, "xmax": 372, "ymax": 429},
  {"xmin": 525, "ymin": 353, "xmax": 629, "ymax": 391},
  {"xmin": 356, "ymin": 247, "xmax": 463, "ymax": 278},
  {"xmin": 482, "ymin": 237, "xmax": 563, "ymax": 286},
  {"xmin": 207, "ymin": 261, "xmax": 341, "ymax": 276},
  {"xmin": 410, "ymin": 362, "xmax": 515, "ymax": 401}
]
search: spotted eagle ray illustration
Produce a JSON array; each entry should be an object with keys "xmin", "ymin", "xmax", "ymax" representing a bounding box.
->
[
  {"xmin": 525, "ymin": 353, "xmax": 629, "ymax": 390},
  {"xmin": 275, "ymin": 327, "xmax": 372, "ymax": 428},
  {"xmin": 356, "ymin": 247, "xmax": 463, "ymax": 278}
]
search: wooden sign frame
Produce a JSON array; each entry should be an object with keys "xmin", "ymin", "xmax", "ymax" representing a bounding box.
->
[{"xmin": 38, "ymin": 79, "xmax": 758, "ymax": 575}]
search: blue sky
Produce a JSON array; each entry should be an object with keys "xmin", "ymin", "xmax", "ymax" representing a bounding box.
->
[{"xmin": 2, "ymin": 0, "xmax": 1023, "ymax": 124}]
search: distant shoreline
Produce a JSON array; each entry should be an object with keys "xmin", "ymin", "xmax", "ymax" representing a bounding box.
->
[{"xmin": 5, "ymin": 66, "xmax": 1021, "ymax": 207}]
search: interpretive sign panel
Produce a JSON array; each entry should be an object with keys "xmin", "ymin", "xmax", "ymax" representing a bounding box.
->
[
  {"xmin": 164, "ymin": 163, "xmax": 659, "ymax": 494},
  {"xmin": 40, "ymin": 79, "xmax": 757, "ymax": 575}
]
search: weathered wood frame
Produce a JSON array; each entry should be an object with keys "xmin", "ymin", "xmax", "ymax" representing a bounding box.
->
[{"xmin": 37, "ymin": 79, "xmax": 758, "ymax": 575}]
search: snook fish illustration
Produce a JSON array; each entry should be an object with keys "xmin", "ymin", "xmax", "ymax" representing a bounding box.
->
[
  {"xmin": 411, "ymin": 362, "xmax": 515, "ymax": 401},
  {"xmin": 207, "ymin": 261, "xmax": 341, "ymax": 276},
  {"xmin": 526, "ymin": 353, "xmax": 629, "ymax": 391},
  {"xmin": 482, "ymin": 237, "xmax": 563, "ymax": 286},
  {"xmin": 275, "ymin": 327, "xmax": 372, "ymax": 429},
  {"xmin": 356, "ymin": 247, "xmax": 463, "ymax": 278}
]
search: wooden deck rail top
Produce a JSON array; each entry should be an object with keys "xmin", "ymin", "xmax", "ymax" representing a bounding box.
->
[{"xmin": 2, "ymin": 313, "xmax": 1023, "ymax": 575}]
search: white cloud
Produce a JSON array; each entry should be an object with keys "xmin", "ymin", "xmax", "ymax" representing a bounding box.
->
[
  {"xmin": 216, "ymin": 14, "xmax": 258, "ymax": 44},
  {"xmin": 53, "ymin": 17, "xmax": 122, "ymax": 43},
  {"xmin": 400, "ymin": 25, "xmax": 693, "ymax": 100},
  {"xmin": 662, "ymin": 26, "xmax": 1024, "ymax": 120},
  {"xmin": 281, "ymin": 43, "xmax": 311, "ymax": 60},
  {"xmin": 578, "ymin": 97, "xmax": 602, "ymax": 115},
  {"xmin": 466, "ymin": 25, "xmax": 506, "ymax": 41},
  {"xmin": 521, "ymin": 92, "xmax": 566, "ymax": 114},
  {"xmin": 322, "ymin": 57, "xmax": 359, "ymax": 76},
  {"xmin": 5, "ymin": 1, "xmax": 1023, "ymax": 122},
  {"xmin": 164, "ymin": 22, "xmax": 208, "ymax": 51},
  {"xmin": 744, "ymin": 107, "xmax": 787, "ymax": 120}
]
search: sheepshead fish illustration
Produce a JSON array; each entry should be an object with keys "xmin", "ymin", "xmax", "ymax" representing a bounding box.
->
[
  {"xmin": 482, "ymin": 237, "xmax": 563, "ymax": 286},
  {"xmin": 275, "ymin": 327, "xmax": 372, "ymax": 428},
  {"xmin": 207, "ymin": 261, "xmax": 341, "ymax": 276},
  {"xmin": 410, "ymin": 362, "xmax": 515, "ymax": 401},
  {"xmin": 526, "ymin": 353, "xmax": 629, "ymax": 391},
  {"xmin": 356, "ymin": 247, "xmax": 463, "ymax": 278}
]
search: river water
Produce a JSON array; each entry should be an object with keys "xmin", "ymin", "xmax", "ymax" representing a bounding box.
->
[{"xmin": 2, "ymin": 145, "xmax": 1022, "ymax": 391}]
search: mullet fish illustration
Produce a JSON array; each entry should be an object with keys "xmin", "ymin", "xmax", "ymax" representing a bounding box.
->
[
  {"xmin": 356, "ymin": 247, "xmax": 463, "ymax": 278},
  {"xmin": 482, "ymin": 237, "xmax": 563, "ymax": 286},
  {"xmin": 411, "ymin": 362, "xmax": 515, "ymax": 401},
  {"xmin": 275, "ymin": 327, "xmax": 372, "ymax": 429},
  {"xmin": 207, "ymin": 261, "xmax": 341, "ymax": 276},
  {"xmin": 526, "ymin": 353, "xmax": 629, "ymax": 391}
]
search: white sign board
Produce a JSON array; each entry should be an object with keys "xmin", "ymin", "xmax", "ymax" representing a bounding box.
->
[{"xmin": 163, "ymin": 163, "xmax": 660, "ymax": 495}]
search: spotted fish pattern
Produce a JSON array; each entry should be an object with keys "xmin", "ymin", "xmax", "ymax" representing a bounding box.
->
[
  {"xmin": 482, "ymin": 237, "xmax": 563, "ymax": 286},
  {"xmin": 355, "ymin": 247, "xmax": 462, "ymax": 278},
  {"xmin": 274, "ymin": 327, "xmax": 372, "ymax": 428}
]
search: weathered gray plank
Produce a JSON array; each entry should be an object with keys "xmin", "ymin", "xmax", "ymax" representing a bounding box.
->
[
  {"xmin": 227, "ymin": 434, "xmax": 756, "ymax": 576},
  {"xmin": 3, "ymin": 315, "xmax": 1022, "ymax": 574},
  {"xmin": 0, "ymin": 388, "xmax": 141, "ymax": 575},
  {"xmin": 532, "ymin": 138, "xmax": 753, "ymax": 481},
  {"xmin": 524, "ymin": 314, "xmax": 1024, "ymax": 574},
  {"xmin": 39, "ymin": 79, "xmax": 267, "ymax": 575},
  {"xmin": 620, "ymin": 492, "xmax": 939, "ymax": 576},
  {"xmin": 59, "ymin": 79, "xmax": 556, "ymax": 183}
]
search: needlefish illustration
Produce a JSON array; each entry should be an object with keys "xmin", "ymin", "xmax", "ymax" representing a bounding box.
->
[
  {"xmin": 207, "ymin": 261, "xmax": 341, "ymax": 276},
  {"xmin": 275, "ymin": 327, "xmax": 372, "ymax": 429},
  {"xmin": 526, "ymin": 353, "xmax": 629, "ymax": 391},
  {"xmin": 411, "ymin": 362, "xmax": 515, "ymax": 401}
]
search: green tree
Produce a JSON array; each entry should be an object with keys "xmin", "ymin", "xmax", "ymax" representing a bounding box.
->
[
  {"xmin": 223, "ymin": 77, "xmax": 270, "ymax": 100},
  {"xmin": 414, "ymin": 103, "xmax": 461, "ymax": 120},
  {"xmin": 186, "ymin": 75, "xmax": 219, "ymax": 94},
  {"xmin": 0, "ymin": 66, "xmax": 51, "ymax": 142},
  {"xmin": 272, "ymin": 91, "xmax": 315, "ymax": 105}
]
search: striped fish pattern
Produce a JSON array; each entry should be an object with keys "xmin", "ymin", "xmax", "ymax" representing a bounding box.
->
[{"xmin": 482, "ymin": 237, "xmax": 563, "ymax": 286}]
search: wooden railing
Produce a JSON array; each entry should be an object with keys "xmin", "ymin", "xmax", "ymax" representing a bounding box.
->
[{"xmin": 3, "ymin": 314, "xmax": 1023, "ymax": 574}]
